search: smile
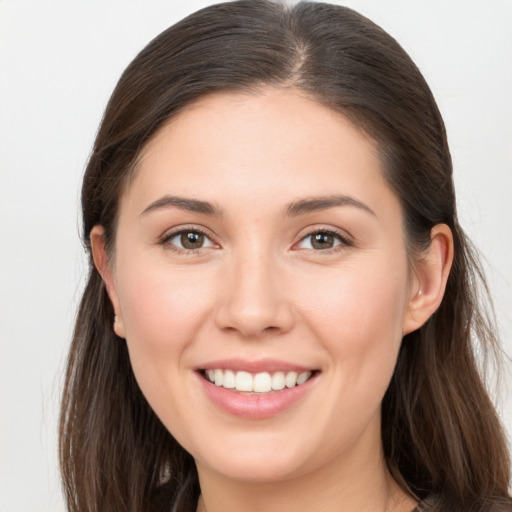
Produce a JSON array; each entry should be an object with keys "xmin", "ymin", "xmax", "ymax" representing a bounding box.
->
[
  {"xmin": 197, "ymin": 363, "xmax": 320, "ymax": 419},
  {"xmin": 203, "ymin": 369, "xmax": 314, "ymax": 393}
]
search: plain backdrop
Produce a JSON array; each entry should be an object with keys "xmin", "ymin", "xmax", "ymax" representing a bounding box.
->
[{"xmin": 1, "ymin": 1, "xmax": 511, "ymax": 510}]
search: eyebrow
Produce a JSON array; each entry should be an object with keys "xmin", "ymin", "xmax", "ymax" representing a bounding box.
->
[
  {"xmin": 140, "ymin": 195, "xmax": 223, "ymax": 217},
  {"xmin": 284, "ymin": 195, "xmax": 376, "ymax": 217},
  {"xmin": 140, "ymin": 193, "xmax": 375, "ymax": 218}
]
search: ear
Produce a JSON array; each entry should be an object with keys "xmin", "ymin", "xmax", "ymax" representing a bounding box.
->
[
  {"xmin": 402, "ymin": 224, "xmax": 454, "ymax": 335},
  {"xmin": 90, "ymin": 225, "xmax": 126, "ymax": 338}
]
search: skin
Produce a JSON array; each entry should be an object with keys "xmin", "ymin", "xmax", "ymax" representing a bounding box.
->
[{"xmin": 92, "ymin": 88, "xmax": 453, "ymax": 512}]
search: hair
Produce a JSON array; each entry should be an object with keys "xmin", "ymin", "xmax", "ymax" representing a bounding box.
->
[{"xmin": 59, "ymin": 1, "xmax": 512, "ymax": 511}]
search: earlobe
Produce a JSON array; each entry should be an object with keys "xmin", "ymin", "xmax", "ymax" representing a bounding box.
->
[
  {"xmin": 402, "ymin": 224, "xmax": 454, "ymax": 335},
  {"xmin": 90, "ymin": 225, "xmax": 126, "ymax": 338}
]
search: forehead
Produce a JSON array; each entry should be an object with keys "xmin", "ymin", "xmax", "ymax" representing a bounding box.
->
[{"xmin": 120, "ymin": 87, "xmax": 398, "ymax": 221}]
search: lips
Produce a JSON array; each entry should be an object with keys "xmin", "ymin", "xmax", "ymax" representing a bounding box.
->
[{"xmin": 196, "ymin": 359, "xmax": 319, "ymax": 419}]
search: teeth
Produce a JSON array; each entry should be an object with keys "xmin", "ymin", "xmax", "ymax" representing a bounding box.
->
[
  {"xmin": 285, "ymin": 371, "xmax": 298, "ymax": 388},
  {"xmin": 271, "ymin": 371, "xmax": 285, "ymax": 390},
  {"xmin": 223, "ymin": 369, "xmax": 236, "ymax": 389},
  {"xmin": 204, "ymin": 369, "xmax": 313, "ymax": 392},
  {"xmin": 253, "ymin": 372, "xmax": 272, "ymax": 393},
  {"xmin": 297, "ymin": 371, "xmax": 311, "ymax": 385},
  {"xmin": 235, "ymin": 371, "xmax": 253, "ymax": 392}
]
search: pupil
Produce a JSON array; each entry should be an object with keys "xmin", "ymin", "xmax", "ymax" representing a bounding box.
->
[
  {"xmin": 312, "ymin": 233, "xmax": 334, "ymax": 250},
  {"xmin": 181, "ymin": 232, "xmax": 204, "ymax": 249}
]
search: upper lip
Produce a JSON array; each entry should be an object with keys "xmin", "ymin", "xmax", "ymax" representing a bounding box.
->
[{"xmin": 196, "ymin": 358, "xmax": 316, "ymax": 374}]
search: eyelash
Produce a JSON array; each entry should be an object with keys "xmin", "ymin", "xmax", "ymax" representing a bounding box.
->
[
  {"xmin": 159, "ymin": 226, "xmax": 353, "ymax": 255},
  {"xmin": 295, "ymin": 228, "xmax": 353, "ymax": 253},
  {"xmin": 159, "ymin": 226, "xmax": 217, "ymax": 255}
]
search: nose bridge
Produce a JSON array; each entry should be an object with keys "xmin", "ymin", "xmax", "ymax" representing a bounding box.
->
[{"xmin": 215, "ymin": 239, "xmax": 293, "ymax": 337}]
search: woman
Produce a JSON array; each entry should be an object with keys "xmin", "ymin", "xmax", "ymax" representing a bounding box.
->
[{"xmin": 59, "ymin": 1, "xmax": 512, "ymax": 511}]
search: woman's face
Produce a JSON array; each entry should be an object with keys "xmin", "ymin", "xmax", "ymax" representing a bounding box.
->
[{"xmin": 100, "ymin": 88, "xmax": 422, "ymax": 483}]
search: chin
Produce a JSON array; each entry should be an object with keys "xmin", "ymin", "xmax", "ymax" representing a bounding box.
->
[
  {"xmin": 199, "ymin": 455, "xmax": 307, "ymax": 484},
  {"xmin": 191, "ymin": 430, "xmax": 316, "ymax": 483}
]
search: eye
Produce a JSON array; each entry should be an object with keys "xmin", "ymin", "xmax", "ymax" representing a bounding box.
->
[
  {"xmin": 163, "ymin": 229, "xmax": 216, "ymax": 251},
  {"xmin": 296, "ymin": 230, "xmax": 350, "ymax": 251}
]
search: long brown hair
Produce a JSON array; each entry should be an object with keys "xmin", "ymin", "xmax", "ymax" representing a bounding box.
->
[{"xmin": 59, "ymin": 1, "xmax": 512, "ymax": 511}]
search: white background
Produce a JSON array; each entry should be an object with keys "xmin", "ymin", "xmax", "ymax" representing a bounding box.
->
[{"xmin": 0, "ymin": 1, "xmax": 511, "ymax": 510}]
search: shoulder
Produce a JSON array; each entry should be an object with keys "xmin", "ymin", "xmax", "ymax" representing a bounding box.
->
[{"xmin": 417, "ymin": 495, "xmax": 512, "ymax": 512}]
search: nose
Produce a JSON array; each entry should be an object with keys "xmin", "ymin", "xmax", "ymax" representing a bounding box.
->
[{"xmin": 214, "ymin": 249, "xmax": 295, "ymax": 339}]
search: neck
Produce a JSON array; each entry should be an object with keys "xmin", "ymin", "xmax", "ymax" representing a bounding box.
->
[{"xmin": 195, "ymin": 442, "xmax": 416, "ymax": 512}]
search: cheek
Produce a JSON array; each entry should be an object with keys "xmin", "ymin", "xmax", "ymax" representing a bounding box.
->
[
  {"xmin": 295, "ymin": 257, "xmax": 409, "ymax": 396},
  {"xmin": 298, "ymin": 258, "xmax": 409, "ymax": 339},
  {"xmin": 115, "ymin": 261, "xmax": 215, "ymax": 382}
]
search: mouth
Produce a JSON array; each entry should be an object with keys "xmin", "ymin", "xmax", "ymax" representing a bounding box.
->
[
  {"xmin": 196, "ymin": 361, "xmax": 320, "ymax": 418},
  {"xmin": 199, "ymin": 368, "xmax": 318, "ymax": 394}
]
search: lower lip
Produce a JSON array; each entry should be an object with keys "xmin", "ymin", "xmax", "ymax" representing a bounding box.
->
[{"xmin": 197, "ymin": 372, "xmax": 318, "ymax": 419}]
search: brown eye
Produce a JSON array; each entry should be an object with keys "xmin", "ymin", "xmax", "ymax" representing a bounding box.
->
[
  {"xmin": 311, "ymin": 232, "xmax": 335, "ymax": 250},
  {"xmin": 296, "ymin": 230, "xmax": 349, "ymax": 251},
  {"xmin": 164, "ymin": 229, "xmax": 215, "ymax": 252},
  {"xmin": 180, "ymin": 231, "xmax": 205, "ymax": 249}
]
